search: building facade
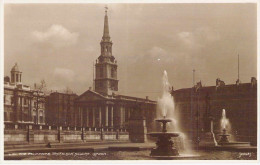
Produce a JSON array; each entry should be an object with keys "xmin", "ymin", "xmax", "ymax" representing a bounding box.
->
[
  {"xmin": 45, "ymin": 92, "xmax": 78, "ymax": 126},
  {"xmin": 171, "ymin": 78, "xmax": 257, "ymax": 145},
  {"xmin": 4, "ymin": 63, "xmax": 46, "ymax": 125}
]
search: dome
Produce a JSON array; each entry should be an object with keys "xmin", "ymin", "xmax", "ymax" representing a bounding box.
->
[{"xmin": 11, "ymin": 63, "xmax": 20, "ymax": 72}]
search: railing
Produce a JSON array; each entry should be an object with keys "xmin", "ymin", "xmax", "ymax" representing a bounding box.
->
[{"xmin": 4, "ymin": 122, "xmax": 128, "ymax": 132}]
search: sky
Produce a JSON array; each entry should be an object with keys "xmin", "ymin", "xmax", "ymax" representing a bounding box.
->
[{"xmin": 4, "ymin": 3, "xmax": 257, "ymax": 100}]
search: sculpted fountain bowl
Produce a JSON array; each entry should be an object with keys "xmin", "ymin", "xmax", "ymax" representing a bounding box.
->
[
  {"xmin": 148, "ymin": 119, "xmax": 179, "ymax": 138},
  {"xmin": 148, "ymin": 132, "xmax": 179, "ymax": 138},
  {"xmin": 147, "ymin": 117, "xmax": 199, "ymax": 159},
  {"xmin": 147, "ymin": 117, "xmax": 181, "ymax": 158}
]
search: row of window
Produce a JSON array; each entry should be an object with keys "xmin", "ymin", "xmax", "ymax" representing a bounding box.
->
[
  {"xmin": 4, "ymin": 111, "xmax": 44, "ymax": 123},
  {"xmin": 4, "ymin": 95, "xmax": 43, "ymax": 106}
]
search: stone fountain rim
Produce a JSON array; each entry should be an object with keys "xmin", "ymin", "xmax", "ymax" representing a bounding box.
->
[
  {"xmin": 218, "ymin": 134, "xmax": 230, "ymax": 136},
  {"xmin": 147, "ymin": 132, "xmax": 180, "ymax": 137},
  {"xmin": 150, "ymin": 154, "xmax": 200, "ymax": 159},
  {"xmin": 148, "ymin": 132, "xmax": 180, "ymax": 134},
  {"xmin": 155, "ymin": 118, "xmax": 172, "ymax": 122}
]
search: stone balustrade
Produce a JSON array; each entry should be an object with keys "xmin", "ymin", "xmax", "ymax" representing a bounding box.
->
[{"xmin": 4, "ymin": 123, "xmax": 129, "ymax": 145}]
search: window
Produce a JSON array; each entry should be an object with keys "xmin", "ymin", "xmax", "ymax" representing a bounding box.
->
[
  {"xmin": 39, "ymin": 116, "xmax": 43, "ymax": 123},
  {"xmin": 100, "ymin": 67, "xmax": 103, "ymax": 77},
  {"xmin": 111, "ymin": 68, "xmax": 114, "ymax": 78},
  {"xmin": 34, "ymin": 102, "xmax": 37, "ymax": 108},
  {"xmin": 32, "ymin": 109, "xmax": 36, "ymax": 116},
  {"xmin": 24, "ymin": 98, "xmax": 27, "ymax": 105},
  {"xmin": 4, "ymin": 95, "xmax": 6, "ymax": 104},
  {"xmin": 4, "ymin": 112, "xmax": 7, "ymax": 121},
  {"xmin": 11, "ymin": 74, "xmax": 14, "ymax": 82},
  {"xmin": 33, "ymin": 116, "xmax": 37, "ymax": 124},
  {"xmin": 11, "ymin": 96, "xmax": 14, "ymax": 105},
  {"xmin": 16, "ymin": 74, "xmax": 18, "ymax": 82},
  {"xmin": 9, "ymin": 112, "xmax": 14, "ymax": 121}
]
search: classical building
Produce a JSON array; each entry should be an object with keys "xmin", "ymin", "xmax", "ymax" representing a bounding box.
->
[
  {"xmin": 45, "ymin": 92, "xmax": 78, "ymax": 126},
  {"xmin": 74, "ymin": 10, "xmax": 157, "ymax": 132},
  {"xmin": 4, "ymin": 63, "xmax": 46, "ymax": 125},
  {"xmin": 171, "ymin": 78, "xmax": 257, "ymax": 145}
]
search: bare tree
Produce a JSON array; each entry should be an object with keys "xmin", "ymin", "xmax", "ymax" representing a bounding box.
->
[
  {"xmin": 34, "ymin": 79, "xmax": 47, "ymax": 92},
  {"xmin": 64, "ymin": 86, "xmax": 73, "ymax": 94},
  {"xmin": 33, "ymin": 79, "xmax": 47, "ymax": 125}
]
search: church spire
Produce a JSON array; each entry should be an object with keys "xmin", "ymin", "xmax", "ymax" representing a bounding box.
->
[
  {"xmin": 95, "ymin": 7, "xmax": 118, "ymax": 96},
  {"xmin": 102, "ymin": 7, "xmax": 110, "ymax": 41}
]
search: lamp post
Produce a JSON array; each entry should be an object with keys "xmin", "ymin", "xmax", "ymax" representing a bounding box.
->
[
  {"xmin": 100, "ymin": 124, "xmax": 103, "ymax": 141},
  {"xmin": 196, "ymin": 108, "xmax": 200, "ymax": 150}
]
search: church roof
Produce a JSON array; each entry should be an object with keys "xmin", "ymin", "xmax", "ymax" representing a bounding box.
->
[
  {"xmin": 114, "ymin": 94, "xmax": 157, "ymax": 104},
  {"xmin": 75, "ymin": 90, "xmax": 109, "ymax": 103},
  {"xmin": 75, "ymin": 89, "xmax": 156, "ymax": 105}
]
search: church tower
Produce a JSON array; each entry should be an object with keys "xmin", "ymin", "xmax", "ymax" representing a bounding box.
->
[{"xmin": 94, "ymin": 8, "xmax": 118, "ymax": 96}]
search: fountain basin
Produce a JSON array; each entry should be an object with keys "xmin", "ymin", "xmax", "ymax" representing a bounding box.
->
[
  {"xmin": 155, "ymin": 118, "xmax": 172, "ymax": 123},
  {"xmin": 148, "ymin": 132, "xmax": 179, "ymax": 138},
  {"xmin": 218, "ymin": 134, "xmax": 230, "ymax": 143},
  {"xmin": 217, "ymin": 141, "xmax": 251, "ymax": 147},
  {"xmin": 151, "ymin": 154, "xmax": 200, "ymax": 160},
  {"xmin": 218, "ymin": 134, "xmax": 230, "ymax": 137}
]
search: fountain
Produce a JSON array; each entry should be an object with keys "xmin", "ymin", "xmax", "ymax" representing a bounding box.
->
[
  {"xmin": 218, "ymin": 128, "xmax": 230, "ymax": 143},
  {"xmin": 148, "ymin": 70, "xmax": 197, "ymax": 159},
  {"xmin": 148, "ymin": 116, "xmax": 180, "ymax": 157},
  {"xmin": 218, "ymin": 109, "xmax": 230, "ymax": 144},
  {"xmin": 217, "ymin": 109, "xmax": 251, "ymax": 147}
]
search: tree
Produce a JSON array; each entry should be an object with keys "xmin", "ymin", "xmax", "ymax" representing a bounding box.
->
[
  {"xmin": 33, "ymin": 79, "xmax": 47, "ymax": 125},
  {"xmin": 34, "ymin": 79, "xmax": 47, "ymax": 92},
  {"xmin": 64, "ymin": 86, "xmax": 73, "ymax": 94}
]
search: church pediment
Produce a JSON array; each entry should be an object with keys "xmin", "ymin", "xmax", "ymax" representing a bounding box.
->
[{"xmin": 76, "ymin": 90, "xmax": 108, "ymax": 102}]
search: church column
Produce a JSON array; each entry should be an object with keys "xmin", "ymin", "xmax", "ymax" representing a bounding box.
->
[
  {"xmin": 86, "ymin": 108, "xmax": 89, "ymax": 127},
  {"xmin": 120, "ymin": 106, "xmax": 123, "ymax": 127},
  {"xmin": 80, "ymin": 107, "xmax": 83, "ymax": 127},
  {"xmin": 128, "ymin": 108, "xmax": 131, "ymax": 121},
  {"xmin": 111, "ymin": 106, "xmax": 114, "ymax": 127},
  {"xmin": 123, "ymin": 107, "xmax": 125, "ymax": 127},
  {"xmin": 125, "ymin": 107, "xmax": 129, "ymax": 122},
  {"xmin": 92, "ymin": 107, "xmax": 95, "ymax": 127},
  {"xmin": 28, "ymin": 98, "xmax": 31, "ymax": 122},
  {"xmin": 99, "ymin": 106, "xmax": 102, "ymax": 127},
  {"xmin": 105, "ymin": 105, "xmax": 108, "ymax": 127}
]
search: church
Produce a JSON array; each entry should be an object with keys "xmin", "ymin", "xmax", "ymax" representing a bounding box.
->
[{"xmin": 74, "ymin": 9, "xmax": 157, "ymax": 133}]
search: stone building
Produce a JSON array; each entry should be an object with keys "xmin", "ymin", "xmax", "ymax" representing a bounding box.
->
[
  {"xmin": 45, "ymin": 92, "xmax": 78, "ymax": 126},
  {"xmin": 171, "ymin": 78, "xmax": 257, "ymax": 145},
  {"xmin": 74, "ymin": 10, "xmax": 157, "ymax": 133},
  {"xmin": 4, "ymin": 63, "xmax": 46, "ymax": 125}
]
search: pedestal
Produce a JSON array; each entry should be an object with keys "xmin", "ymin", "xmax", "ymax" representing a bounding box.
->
[
  {"xmin": 150, "ymin": 135, "xmax": 179, "ymax": 156},
  {"xmin": 199, "ymin": 132, "xmax": 218, "ymax": 147},
  {"xmin": 200, "ymin": 117, "xmax": 217, "ymax": 147},
  {"xmin": 128, "ymin": 118, "xmax": 147, "ymax": 143}
]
